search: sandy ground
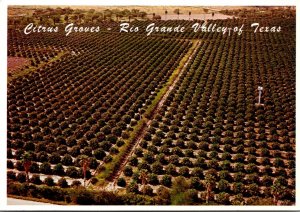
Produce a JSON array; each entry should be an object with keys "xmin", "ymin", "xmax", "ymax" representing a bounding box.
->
[{"xmin": 7, "ymin": 198, "xmax": 54, "ymax": 205}]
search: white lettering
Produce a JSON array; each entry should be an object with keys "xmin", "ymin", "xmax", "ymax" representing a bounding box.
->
[
  {"xmin": 251, "ymin": 23, "xmax": 281, "ymax": 33},
  {"xmin": 120, "ymin": 23, "xmax": 139, "ymax": 33},
  {"xmin": 24, "ymin": 23, "xmax": 33, "ymax": 35}
]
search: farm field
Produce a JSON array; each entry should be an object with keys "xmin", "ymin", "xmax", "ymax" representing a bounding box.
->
[{"xmin": 7, "ymin": 6, "xmax": 295, "ymax": 205}]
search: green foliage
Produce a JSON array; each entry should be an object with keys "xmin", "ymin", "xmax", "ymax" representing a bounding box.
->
[
  {"xmin": 16, "ymin": 172, "xmax": 26, "ymax": 183},
  {"xmin": 126, "ymin": 181, "xmax": 139, "ymax": 194},
  {"xmin": 30, "ymin": 174, "xmax": 42, "ymax": 185},
  {"xmin": 117, "ymin": 177, "xmax": 126, "ymax": 187},
  {"xmin": 44, "ymin": 176, "xmax": 55, "ymax": 186},
  {"xmin": 170, "ymin": 176, "xmax": 200, "ymax": 205},
  {"xmin": 155, "ymin": 186, "xmax": 171, "ymax": 204},
  {"xmin": 58, "ymin": 178, "xmax": 69, "ymax": 188},
  {"xmin": 216, "ymin": 192, "xmax": 230, "ymax": 204},
  {"xmin": 40, "ymin": 162, "xmax": 52, "ymax": 174},
  {"xmin": 72, "ymin": 188, "xmax": 95, "ymax": 205},
  {"xmin": 161, "ymin": 175, "xmax": 172, "ymax": 187},
  {"xmin": 121, "ymin": 193, "xmax": 154, "ymax": 205},
  {"xmin": 148, "ymin": 173, "xmax": 159, "ymax": 185},
  {"xmin": 124, "ymin": 166, "xmax": 133, "ymax": 177},
  {"xmin": 8, "ymin": 182, "xmax": 124, "ymax": 205},
  {"xmin": 7, "ymin": 171, "xmax": 16, "ymax": 180}
]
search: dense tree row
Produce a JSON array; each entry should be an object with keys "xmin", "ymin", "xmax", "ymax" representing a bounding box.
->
[
  {"xmin": 119, "ymin": 17, "xmax": 295, "ymax": 205},
  {"xmin": 7, "ymin": 28, "xmax": 191, "ymax": 184},
  {"xmin": 7, "ymin": 8, "xmax": 295, "ymax": 205}
]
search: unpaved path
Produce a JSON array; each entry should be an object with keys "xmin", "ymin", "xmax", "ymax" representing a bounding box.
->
[{"xmin": 105, "ymin": 40, "xmax": 201, "ymax": 191}]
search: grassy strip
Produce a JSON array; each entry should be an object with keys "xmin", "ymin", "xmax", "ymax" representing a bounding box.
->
[
  {"xmin": 96, "ymin": 40, "xmax": 197, "ymax": 185},
  {"xmin": 144, "ymin": 40, "xmax": 197, "ymax": 118},
  {"xmin": 97, "ymin": 118, "xmax": 147, "ymax": 185},
  {"xmin": 8, "ymin": 51, "xmax": 66, "ymax": 82},
  {"xmin": 144, "ymin": 86, "xmax": 167, "ymax": 118}
]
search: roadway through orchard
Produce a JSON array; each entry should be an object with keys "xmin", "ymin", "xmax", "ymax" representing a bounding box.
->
[
  {"xmin": 105, "ymin": 39, "xmax": 202, "ymax": 191},
  {"xmin": 7, "ymin": 197, "xmax": 55, "ymax": 205}
]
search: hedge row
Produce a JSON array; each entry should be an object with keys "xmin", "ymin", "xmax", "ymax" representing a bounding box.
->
[{"xmin": 7, "ymin": 181, "xmax": 154, "ymax": 205}]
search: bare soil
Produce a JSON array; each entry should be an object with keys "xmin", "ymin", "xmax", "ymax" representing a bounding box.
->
[{"xmin": 7, "ymin": 57, "xmax": 30, "ymax": 74}]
